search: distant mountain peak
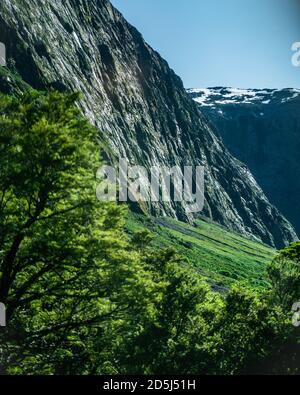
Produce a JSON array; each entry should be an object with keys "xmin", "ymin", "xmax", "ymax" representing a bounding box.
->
[{"xmin": 188, "ymin": 86, "xmax": 300, "ymax": 236}]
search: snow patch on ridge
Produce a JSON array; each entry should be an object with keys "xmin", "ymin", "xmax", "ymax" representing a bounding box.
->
[{"xmin": 187, "ymin": 87, "xmax": 300, "ymax": 107}]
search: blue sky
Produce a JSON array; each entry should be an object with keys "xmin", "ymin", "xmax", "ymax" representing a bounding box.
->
[{"xmin": 111, "ymin": 0, "xmax": 300, "ymax": 89}]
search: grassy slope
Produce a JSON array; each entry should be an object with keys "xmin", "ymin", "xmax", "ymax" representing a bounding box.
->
[{"xmin": 126, "ymin": 213, "xmax": 276, "ymax": 290}]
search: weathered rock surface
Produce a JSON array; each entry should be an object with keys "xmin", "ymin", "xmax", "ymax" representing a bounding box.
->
[{"xmin": 0, "ymin": 0, "xmax": 297, "ymax": 247}]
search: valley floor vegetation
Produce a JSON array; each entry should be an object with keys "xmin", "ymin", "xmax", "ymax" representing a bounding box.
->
[{"xmin": 0, "ymin": 91, "xmax": 299, "ymax": 375}]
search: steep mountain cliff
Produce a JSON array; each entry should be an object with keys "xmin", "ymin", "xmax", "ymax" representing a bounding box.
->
[
  {"xmin": 189, "ymin": 87, "xmax": 300, "ymax": 235},
  {"xmin": 0, "ymin": 0, "xmax": 297, "ymax": 247}
]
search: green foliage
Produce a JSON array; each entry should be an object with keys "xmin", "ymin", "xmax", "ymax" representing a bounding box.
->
[
  {"xmin": 278, "ymin": 241, "xmax": 300, "ymax": 263},
  {"xmin": 218, "ymin": 285, "xmax": 288, "ymax": 373},
  {"xmin": 268, "ymin": 257, "xmax": 300, "ymax": 309},
  {"xmin": 252, "ymin": 248, "xmax": 300, "ymax": 374},
  {"xmin": 271, "ymin": 243, "xmax": 300, "ymax": 312},
  {"xmin": 114, "ymin": 244, "xmax": 292, "ymax": 375},
  {"xmin": 116, "ymin": 247, "xmax": 225, "ymax": 374},
  {"xmin": 0, "ymin": 90, "xmax": 162, "ymax": 374},
  {"xmin": 0, "ymin": 90, "xmax": 298, "ymax": 375}
]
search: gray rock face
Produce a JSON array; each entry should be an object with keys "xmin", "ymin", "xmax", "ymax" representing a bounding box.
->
[
  {"xmin": 0, "ymin": 0, "xmax": 297, "ymax": 248},
  {"xmin": 188, "ymin": 87, "xmax": 300, "ymax": 236}
]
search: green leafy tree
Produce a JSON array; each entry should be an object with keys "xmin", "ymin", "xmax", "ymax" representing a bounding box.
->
[
  {"xmin": 0, "ymin": 91, "xmax": 161, "ymax": 374},
  {"xmin": 268, "ymin": 257, "xmax": 300, "ymax": 309},
  {"xmin": 243, "ymin": 247, "xmax": 300, "ymax": 375},
  {"xmin": 278, "ymin": 241, "xmax": 300, "ymax": 263},
  {"xmin": 115, "ymin": 247, "xmax": 225, "ymax": 374}
]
